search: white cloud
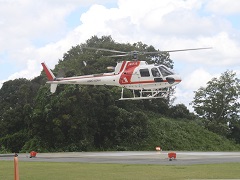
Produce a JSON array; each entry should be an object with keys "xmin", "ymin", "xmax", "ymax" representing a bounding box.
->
[
  {"xmin": 168, "ymin": 31, "xmax": 240, "ymax": 67},
  {"xmin": 0, "ymin": 1, "xmax": 73, "ymax": 50},
  {"xmin": 8, "ymin": 59, "xmax": 39, "ymax": 80},
  {"xmin": 181, "ymin": 68, "xmax": 217, "ymax": 90},
  {"xmin": 206, "ymin": 0, "xmax": 240, "ymax": 15},
  {"xmin": 0, "ymin": 1, "xmax": 118, "ymax": 84}
]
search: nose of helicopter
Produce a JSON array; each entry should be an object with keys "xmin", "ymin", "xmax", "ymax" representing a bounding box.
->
[{"xmin": 166, "ymin": 75, "xmax": 182, "ymax": 84}]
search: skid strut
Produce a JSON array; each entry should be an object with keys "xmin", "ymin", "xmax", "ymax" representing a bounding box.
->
[{"xmin": 119, "ymin": 87, "xmax": 170, "ymax": 100}]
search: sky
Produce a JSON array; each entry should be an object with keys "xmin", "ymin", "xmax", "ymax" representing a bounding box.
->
[{"xmin": 0, "ymin": 0, "xmax": 240, "ymax": 111}]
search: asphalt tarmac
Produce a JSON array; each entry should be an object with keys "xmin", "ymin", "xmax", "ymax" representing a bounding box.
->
[{"xmin": 1, "ymin": 151, "xmax": 240, "ymax": 165}]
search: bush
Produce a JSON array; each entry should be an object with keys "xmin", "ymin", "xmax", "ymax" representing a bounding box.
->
[
  {"xmin": 20, "ymin": 137, "xmax": 49, "ymax": 153},
  {"xmin": 0, "ymin": 131, "xmax": 28, "ymax": 153}
]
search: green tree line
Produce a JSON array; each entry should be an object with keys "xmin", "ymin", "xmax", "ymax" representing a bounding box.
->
[{"xmin": 0, "ymin": 36, "xmax": 239, "ymax": 153}]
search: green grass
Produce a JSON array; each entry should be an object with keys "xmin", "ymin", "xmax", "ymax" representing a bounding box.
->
[{"xmin": 1, "ymin": 161, "xmax": 240, "ymax": 180}]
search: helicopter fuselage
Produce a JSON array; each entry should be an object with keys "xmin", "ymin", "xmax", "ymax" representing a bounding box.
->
[{"xmin": 43, "ymin": 60, "xmax": 181, "ymax": 91}]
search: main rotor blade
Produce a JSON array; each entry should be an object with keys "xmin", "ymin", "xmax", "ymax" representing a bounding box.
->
[
  {"xmin": 84, "ymin": 47, "xmax": 212, "ymax": 58},
  {"xmin": 139, "ymin": 47, "xmax": 212, "ymax": 55},
  {"xmin": 141, "ymin": 52, "xmax": 162, "ymax": 55},
  {"xmin": 84, "ymin": 47, "xmax": 127, "ymax": 54},
  {"xmin": 162, "ymin": 47, "xmax": 212, "ymax": 53},
  {"xmin": 107, "ymin": 54, "xmax": 129, "ymax": 57}
]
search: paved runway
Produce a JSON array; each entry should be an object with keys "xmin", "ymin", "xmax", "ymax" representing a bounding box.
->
[{"xmin": 1, "ymin": 151, "xmax": 240, "ymax": 165}]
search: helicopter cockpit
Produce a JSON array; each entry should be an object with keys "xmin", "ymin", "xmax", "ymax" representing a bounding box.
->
[{"xmin": 151, "ymin": 65, "xmax": 174, "ymax": 77}]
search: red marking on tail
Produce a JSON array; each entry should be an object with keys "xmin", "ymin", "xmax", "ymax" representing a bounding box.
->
[{"xmin": 41, "ymin": 62, "xmax": 55, "ymax": 81}]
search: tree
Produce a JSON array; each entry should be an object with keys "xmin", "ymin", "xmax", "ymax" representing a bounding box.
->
[
  {"xmin": 0, "ymin": 78, "xmax": 42, "ymax": 152},
  {"xmin": 191, "ymin": 70, "xmax": 240, "ymax": 137},
  {"xmin": 169, "ymin": 103, "xmax": 195, "ymax": 120}
]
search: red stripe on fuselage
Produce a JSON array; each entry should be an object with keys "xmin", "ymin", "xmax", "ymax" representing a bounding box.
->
[
  {"xmin": 119, "ymin": 61, "xmax": 140, "ymax": 84},
  {"xmin": 118, "ymin": 61, "xmax": 127, "ymax": 73},
  {"xmin": 122, "ymin": 79, "xmax": 182, "ymax": 85}
]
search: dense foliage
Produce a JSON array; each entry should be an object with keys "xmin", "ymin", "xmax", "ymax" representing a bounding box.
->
[{"xmin": 0, "ymin": 36, "xmax": 239, "ymax": 153}]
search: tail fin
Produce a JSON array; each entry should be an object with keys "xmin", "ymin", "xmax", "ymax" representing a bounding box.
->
[
  {"xmin": 41, "ymin": 62, "xmax": 58, "ymax": 93},
  {"xmin": 41, "ymin": 62, "xmax": 56, "ymax": 81}
]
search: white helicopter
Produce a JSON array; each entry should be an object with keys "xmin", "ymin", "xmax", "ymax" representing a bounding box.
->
[{"xmin": 42, "ymin": 47, "xmax": 211, "ymax": 100}]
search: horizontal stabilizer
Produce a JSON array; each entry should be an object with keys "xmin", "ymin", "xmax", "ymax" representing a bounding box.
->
[{"xmin": 50, "ymin": 84, "xmax": 58, "ymax": 93}]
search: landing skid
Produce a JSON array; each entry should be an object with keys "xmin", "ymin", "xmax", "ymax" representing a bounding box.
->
[{"xmin": 119, "ymin": 88, "xmax": 169, "ymax": 100}]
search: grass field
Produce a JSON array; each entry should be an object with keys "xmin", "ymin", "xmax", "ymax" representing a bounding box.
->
[{"xmin": 1, "ymin": 161, "xmax": 240, "ymax": 180}]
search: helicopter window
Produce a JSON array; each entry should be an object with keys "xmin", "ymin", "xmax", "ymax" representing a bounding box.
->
[
  {"xmin": 151, "ymin": 68, "xmax": 161, "ymax": 77},
  {"xmin": 140, "ymin": 69, "xmax": 150, "ymax": 77},
  {"xmin": 158, "ymin": 66, "xmax": 173, "ymax": 77}
]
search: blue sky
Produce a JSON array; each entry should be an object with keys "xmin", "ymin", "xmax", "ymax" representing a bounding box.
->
[{"xmin": 0, "ymin": 0, "xmax": 239, "ymax": 111}]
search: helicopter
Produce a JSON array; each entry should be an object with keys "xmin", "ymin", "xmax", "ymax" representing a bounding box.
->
[{"xmin": 41, "ymin": 47, "xmax": 211, "ymax": 100}]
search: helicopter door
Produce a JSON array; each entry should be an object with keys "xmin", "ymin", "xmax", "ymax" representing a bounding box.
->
[
  {"xmin": 151, "ymin": 67, "xmax": 163, "ymax": 82},
  {"xmin": 138, "ymin": 68, "xmax": 151, "ymax": 86}
]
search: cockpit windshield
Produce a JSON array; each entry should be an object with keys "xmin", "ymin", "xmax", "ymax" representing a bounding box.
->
[{"xmin": 158, "ymin": 65, "xmax": 174, "ymax": 77}]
